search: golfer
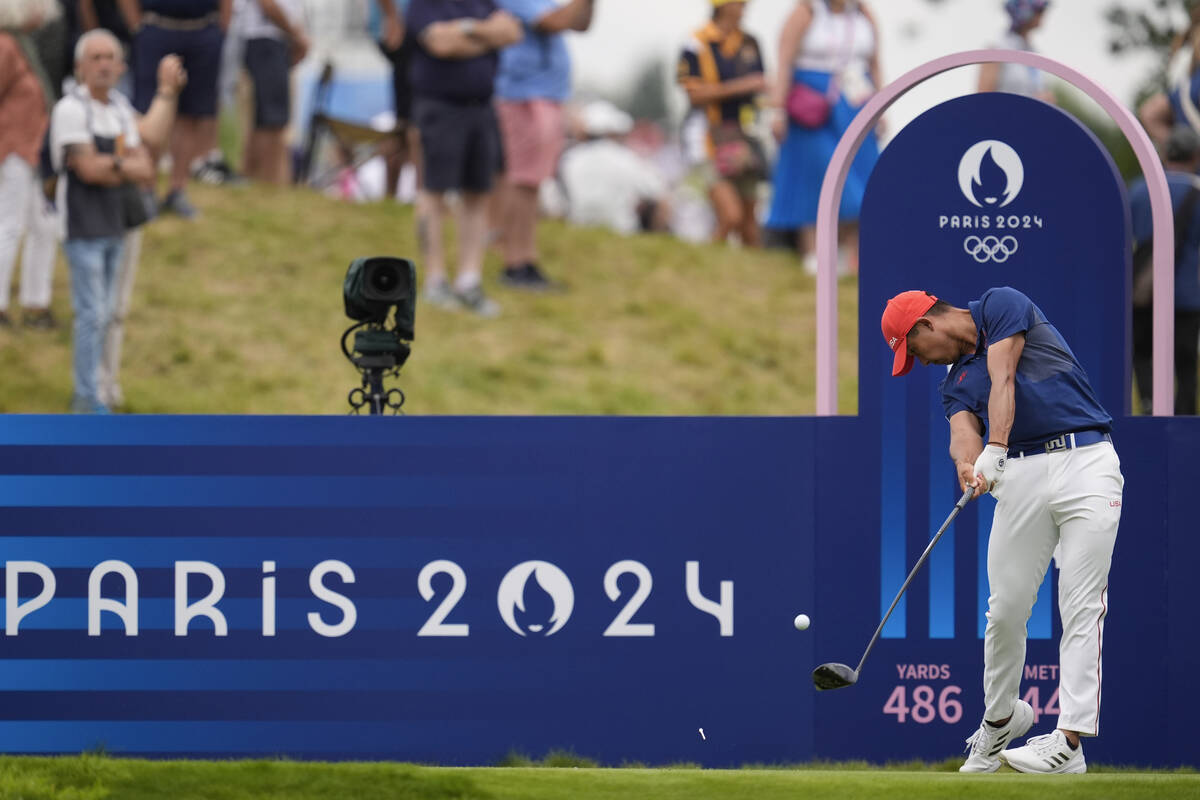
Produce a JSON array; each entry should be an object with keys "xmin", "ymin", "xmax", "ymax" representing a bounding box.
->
[{"xmin": 880, "ymin": 286, "xmax": 1123, "ymax": 774}]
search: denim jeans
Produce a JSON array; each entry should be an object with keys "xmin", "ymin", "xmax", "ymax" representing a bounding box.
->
[{"xmin": 64, "ymin": 236, "xmax": 125, "ymax": 413}]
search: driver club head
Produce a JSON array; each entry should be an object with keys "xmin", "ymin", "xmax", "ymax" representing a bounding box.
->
[{"xmin": 812, "ymin": 662, "xmax": 859, "ymax": 691}]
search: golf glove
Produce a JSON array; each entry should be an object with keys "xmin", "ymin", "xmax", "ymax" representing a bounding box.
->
[{"xmin": 972, "ymin": 444, "xmax": 1007, "ymax": 492}]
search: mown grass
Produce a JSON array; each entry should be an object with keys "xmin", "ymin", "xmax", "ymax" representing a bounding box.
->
[
  {"xmin": 0, "ymin": 183, "xmax": 859, "ymax": 415},
  {"xmin": 0, "ymin": 755, "xmax": 1195, "ymax": 800}
]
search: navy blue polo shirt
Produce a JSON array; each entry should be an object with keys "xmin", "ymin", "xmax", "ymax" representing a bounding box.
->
[
  {"xmin": 407, "ymin": 0, "xmax": 500, "ymax": 103},
  {"xmin": 940, "ymin": 287, "xmax": 1112, "ymax": 450},
  {"xmin": 141, "ymin": 0, "xmax": 219, "ymax": 18}
]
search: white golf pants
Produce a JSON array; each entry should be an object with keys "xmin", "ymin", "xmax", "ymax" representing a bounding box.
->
[
  {"xmin": 982, "ymin": 439, "xmax": 1123, "ymax": 736},
  {"xmin": 0, "ymin": 154, "xmax": 57, "ymax": 312}
]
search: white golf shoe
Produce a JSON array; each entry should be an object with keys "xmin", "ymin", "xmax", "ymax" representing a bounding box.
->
[
  {"xmin": 1001, "ymin": 729, "xmax": 1086, "ymax": 774},
  {"xmin": 959, "ymin": 698, "xmax": 1035, "ymax": 773}
]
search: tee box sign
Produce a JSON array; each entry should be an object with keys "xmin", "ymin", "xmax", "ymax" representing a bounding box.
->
[
  {"xmin": 834, "ymin": 92, "xmax": 1132, "ymax": 760},
  {"xmin": 861, "ymin": 92, "xmax": 1130, "ymax": 414}
]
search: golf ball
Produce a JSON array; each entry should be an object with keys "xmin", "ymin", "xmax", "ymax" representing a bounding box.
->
[{"xmin": 793, "ymin": 613, "xmax": 811, "ymax": 631}]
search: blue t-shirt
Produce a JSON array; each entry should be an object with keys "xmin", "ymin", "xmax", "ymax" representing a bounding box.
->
[
  {"xmin": 141, "ymin": 0, "xmax": 219, "ymax": 18},
  {"xmin": 1128, "ymin": 170, "xmax": 1200, "ymax": 311},
  {"xmin": 940, "ymin": 287, "xmax": 1112, "ymax": 450},
  {"xmin": 495, "ymin": 0, "xmax": 570, "ymax": 102},
  {"xmin": 407, "ymin": 0, "xmax": 500, "ymax": 103}
]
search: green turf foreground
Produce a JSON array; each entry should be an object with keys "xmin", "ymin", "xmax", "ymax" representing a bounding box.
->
[{"xmin": 0, "ymin": 757, "xmax": 1196, "ymax": 800}]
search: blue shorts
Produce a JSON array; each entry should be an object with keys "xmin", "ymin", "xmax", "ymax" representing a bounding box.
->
[
  {"xmin": 132, "ymin": 22, "xmax": 224, "ymax": 117},
  {"xmin": 244, "ymin": 38, "xmax": 290, "ymax": 129},
  {"xmin": 414, "ymin": 96, "xmax": 500, "ymax": 194}
]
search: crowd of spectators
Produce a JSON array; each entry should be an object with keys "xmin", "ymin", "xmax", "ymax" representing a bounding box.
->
[{"xmin": 3, "ymin": 0, "xmax": 1200, "ymax": 412}]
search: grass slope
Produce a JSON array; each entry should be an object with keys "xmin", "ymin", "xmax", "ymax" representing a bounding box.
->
[
  {"xmin": 0, "ymin": 184, "xmax": 859, "ymax": 415},
  {"xmin": 0, "ymin": 758, "xmax": 1196, "ymax": 800}
]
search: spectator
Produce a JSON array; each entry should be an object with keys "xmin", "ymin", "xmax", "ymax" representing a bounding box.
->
[
  {"xmin": 406, "ymin": 0, "xmax": 522, "ymax": 317},
  {"xmin": 1139, "ymin": 4, "xmax": 1200, "ymax": 151},
  {"xmin": 238, "ymin": 0, "xmax": 308, "ymax": 185},
  {"xmin": 373, "ymin": 0, "xmax": 421, "ymax": 199},
  {"xmin": 0, "ymin": 0, "xmax": 59, "ymax": 329},
  {"xmin": 1128, "ymin": 125, "xmax": 1200, "ymax": 415},
  {"xmin": 76, "ymin": 1, "xmax": 136, "ymax": 93},
  {"xmin": 101, "ymin": 52, "xmax": 188, "ymax": 409},
  {"xmin": 977, "ymin": 0, "xmax": 1053, "ymax": 103},
  {"xmin": 559, "ymin": 100, "xmax": 670, "ymax": 236},
  {"xmin": 125, "ymin": 0, "xmax": 232, "ymax": 218},
  {"xmin": 51, "ymin": 28, "xmax": 155, "ymax": 412},
  {"xmin": 494, "ymin": 0, "xmax": 595, "ymax": 290},
  {"xmin": 677, "ymin": 0, "xmax": 765, "ymax": 247},
  {"xmin": 766, "ymin": 0, "xmax": 881, "ymax": 275}
]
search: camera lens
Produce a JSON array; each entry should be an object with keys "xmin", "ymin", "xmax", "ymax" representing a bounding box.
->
[{"xmin": 370, "ymin": 264, "xmax": 398, "ymax": 293}]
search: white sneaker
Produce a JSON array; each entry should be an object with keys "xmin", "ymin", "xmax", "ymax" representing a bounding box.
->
[
  {"xmin": 422, "ymin": 281, "xmax": 460, "ymax": 311},
  {"xmin": 1001, "ymin": 729, "xmax": 1086, "ymax": 774},
  {"xmin": 959, "ymin": 699, "xmax": 1035, "ymax": 773}
]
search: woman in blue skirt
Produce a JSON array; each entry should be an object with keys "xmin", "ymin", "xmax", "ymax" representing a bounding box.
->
[{"xmin": 767, "ymin": 0, "xmax": 881, "ymax": 274}]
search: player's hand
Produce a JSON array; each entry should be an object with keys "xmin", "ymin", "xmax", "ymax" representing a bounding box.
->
[
  {"xmin": 971, "ymin": 444, "xmax": 1007, "ymax": 495},
  {"xmin": 955, "ymin": 459, "xmax": 984, "ymax": 498}
]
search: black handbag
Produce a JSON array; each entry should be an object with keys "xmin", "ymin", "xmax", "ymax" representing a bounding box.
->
[{"xmin": 120, "ymin": 181, "xmax": 151, "ymax": 230}]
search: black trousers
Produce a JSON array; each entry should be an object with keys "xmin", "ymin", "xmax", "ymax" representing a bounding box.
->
[{"xmin": 1132, "ymin": 307, "xmax": 1200, "ymax": 414}]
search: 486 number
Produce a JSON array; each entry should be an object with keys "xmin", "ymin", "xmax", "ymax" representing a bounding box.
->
[{"xmin": 883, "ymin": 684, "xmax": 963, "ymax": 724}]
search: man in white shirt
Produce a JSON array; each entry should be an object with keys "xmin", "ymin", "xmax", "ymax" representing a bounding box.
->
[
  {"xmin": 51, "ymin": 28, "xmax": 154, "ymax": 413},
  {"xmin": 560, "ymin": 101, "xmax": 669, "ymax": 236}
]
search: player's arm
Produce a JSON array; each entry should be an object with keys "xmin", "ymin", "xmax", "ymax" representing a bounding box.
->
[
  {"xmin": 984, "ymin": 333, "xmax": 1024, "ymax": 449},
  {"xmin": 534, "ymin": 0, "xmax": 594, "ymax": 34},
  {"xmin": 948, "ymin": 410, "xmax": 985, "ymax": 496}
]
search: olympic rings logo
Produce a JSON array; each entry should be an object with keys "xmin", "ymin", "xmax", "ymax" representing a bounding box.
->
[{"xmin": 964, "ymin": 235, "xmax": 1019, "ymax": 263}]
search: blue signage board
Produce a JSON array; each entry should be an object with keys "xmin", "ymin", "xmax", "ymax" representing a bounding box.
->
[
  {"xmin": 0, "ymin": 416, "xmax": 817, "ymax": 765},
  {"xmin": 0, "ymin": 411, "xmax": 1195, "ymax": 766}
]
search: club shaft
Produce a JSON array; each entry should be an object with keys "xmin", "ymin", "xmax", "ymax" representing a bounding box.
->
[{"xmin": 853, "ymin": 486, "xmax": 974, "ymax": 675}]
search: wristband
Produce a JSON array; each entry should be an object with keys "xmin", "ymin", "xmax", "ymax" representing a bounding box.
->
[{"xmin": 986, "ymin": 441, "xmax": 1008, "ymax": 449}]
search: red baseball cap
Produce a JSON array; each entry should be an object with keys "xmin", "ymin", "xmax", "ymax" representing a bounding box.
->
[{"xmin": 881, "ymin": 290, "xmax": 938, "ymax": 377}]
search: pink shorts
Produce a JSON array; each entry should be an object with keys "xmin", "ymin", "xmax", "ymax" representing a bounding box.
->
[{"xmin": 496, "ymin": 99, "xmax": 565, "ymax": 187}]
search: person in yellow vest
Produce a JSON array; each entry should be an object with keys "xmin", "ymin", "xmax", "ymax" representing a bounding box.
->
[{"xmin": 677, "ymin": 0, "xmax": 765, "ymax": 246}]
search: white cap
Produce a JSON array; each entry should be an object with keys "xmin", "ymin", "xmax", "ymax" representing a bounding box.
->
[{"xmin": 581, "ymin": 100, "xmax": 634, "ymax": 137}]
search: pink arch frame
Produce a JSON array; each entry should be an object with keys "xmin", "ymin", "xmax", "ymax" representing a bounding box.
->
[{"xmin": 815, "ymin": 49, "xmax": 1174, "ymax": 416}]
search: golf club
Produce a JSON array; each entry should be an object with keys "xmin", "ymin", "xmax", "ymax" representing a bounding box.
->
[{"xmin": 812, "ymin": 484, "xmax": 976, "ymax": 691}]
